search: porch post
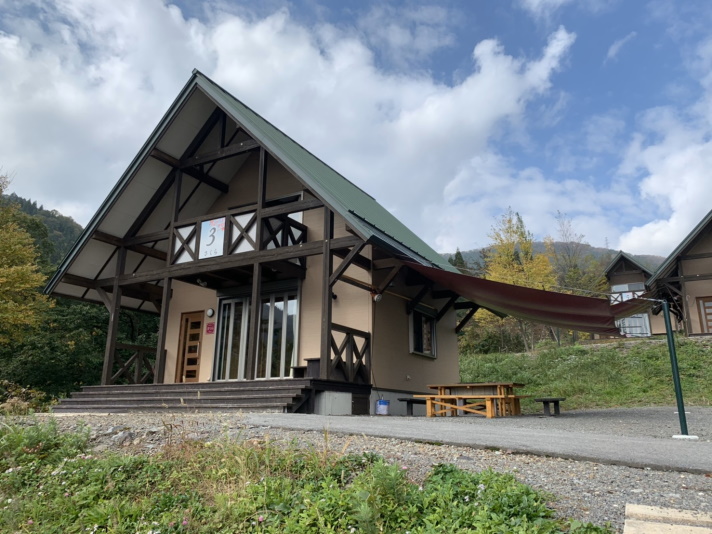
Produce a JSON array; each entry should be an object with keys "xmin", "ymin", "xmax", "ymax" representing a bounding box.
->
[
  {"xmin": 101, "ymin": 247, "xmax": 126, "ymax": 385},
  {"xmin": 153, "ymin": 277, "xmax": 172, "ymax": 383},
  {"xmin": 246, "ymin": 148, "xmax": 267, "ymax": 379},
  {"xmin": 320, "ymin": 208, "xmax": 334, "ymax": 379}
]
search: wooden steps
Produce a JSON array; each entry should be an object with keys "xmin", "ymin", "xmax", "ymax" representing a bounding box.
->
[{"xmin": 53, "ymin": 379, "xmax": 314, "ymax": 414}]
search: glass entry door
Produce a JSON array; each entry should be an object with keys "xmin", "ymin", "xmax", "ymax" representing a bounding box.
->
[{"xmin": 214, "ymin": 289, "xmax": 298, "ymax": 380}]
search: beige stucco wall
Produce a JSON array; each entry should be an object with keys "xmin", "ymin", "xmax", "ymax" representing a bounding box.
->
[
  {"xmin": 297, "ymin": 209, "xmax": 372, "ymax": 363},
  {"xmin": 208, "ymin": 152, "xmax": 304, "ymax": 213},
  {"xmin": 679, "ymin": 226, "xmax": 712, "ymax": 333},
  {"xmin": 371, "ymin": 278, "xmax": 459, "ymax": 394},
  {"xmin": 163, "ymin": 280, "xmax": 219, "ymax": 383},
  {"xmin": 681, "ymin": 280, "xmax": 712, "ymax": 333}
]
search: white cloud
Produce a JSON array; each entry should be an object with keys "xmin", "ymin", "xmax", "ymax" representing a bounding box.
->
[
  {"xmin": 356, "ymin": 4, "xmax": 457, "ymax": 69},
  {"xmin": 616, "ymin": 35, "xmax": 712, "ymax": 256},
  {"xmin": 605, "ymin": 31, "xmax": 637, "ymax": 63},
  {"xmin": 0, "ymin": 1, "xmax": 578, "ymax": 254},
  {"xmin": 518, "ymin": 0, "xmax": 574, "ymax": 19}
]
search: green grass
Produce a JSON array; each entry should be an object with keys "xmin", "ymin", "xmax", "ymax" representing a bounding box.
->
[
  {"xmin": 0, "ymin": 420, "xmax": 611, "ymax": 533},
  {"xmin": 460, "ymin": 337, "xmax": 712, "ymax": 411}
]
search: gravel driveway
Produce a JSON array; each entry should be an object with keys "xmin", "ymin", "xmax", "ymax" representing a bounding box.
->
[{"xmin": 26, "ymin": 406, "xmax": 712, "ymax": 533}]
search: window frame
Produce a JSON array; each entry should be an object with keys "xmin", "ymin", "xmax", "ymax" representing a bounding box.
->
[{"xmin": 409, "ymin": 305, "xmax": 437, "ymax": 359}]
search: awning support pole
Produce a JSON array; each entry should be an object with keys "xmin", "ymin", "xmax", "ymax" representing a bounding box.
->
[{"xmin": 662, "ymin": 299, "xmax": 688, "ymax": 436}]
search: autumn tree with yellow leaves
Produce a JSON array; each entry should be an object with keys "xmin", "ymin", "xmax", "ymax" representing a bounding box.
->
[
  {"xmin": 463, "ymin": 208, "xmax": 556, "ymax": 353},
  {"xmin": 0, "ymin": 175, "xmax": 48, "ymax": 345}
]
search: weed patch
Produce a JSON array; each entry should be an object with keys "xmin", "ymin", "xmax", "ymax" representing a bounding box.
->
[{"xmin": 0, "ymin": 421, "xmax": 612, "ymax": 533}]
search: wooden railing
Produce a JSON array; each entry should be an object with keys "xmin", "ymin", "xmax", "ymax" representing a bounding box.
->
[
  {"xmin": 329, "ymin": 323, "xmax": 370, "ymax": 384},
  {"xmin": 171, "ymin": 207, "xmax": 307, "ymax": 265},
  {"xmin": 111, "ymin": 343, "xmax": 156, "ymax": 384}
]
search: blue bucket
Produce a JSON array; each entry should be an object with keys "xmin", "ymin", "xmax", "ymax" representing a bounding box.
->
[{"xmin": 375, "ymin": 399, "xmax": 390, "ymax": 415}]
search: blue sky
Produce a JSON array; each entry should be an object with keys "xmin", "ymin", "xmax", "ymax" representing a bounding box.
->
[{"xmin": 1, "ymin": 0, "xmax": 711, "ymax": 257}]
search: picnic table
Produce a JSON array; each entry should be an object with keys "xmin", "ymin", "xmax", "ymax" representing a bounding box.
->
[{"xmin": 415, "ymin": 382, "xmax": 527, "ymax": 418}]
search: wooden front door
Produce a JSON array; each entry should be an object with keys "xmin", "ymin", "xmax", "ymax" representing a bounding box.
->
[
  {"xmin": 176, "ymin": 311, "xmax": 203, "ymax": 383},
  {"xmin": 697, "ymin": 297, "xmax": 712, "ymax": 333}
]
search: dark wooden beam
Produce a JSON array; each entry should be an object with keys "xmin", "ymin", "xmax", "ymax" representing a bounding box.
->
[
  {"xmin": 456, "ymin": 305, "xmax": 479, "ymax": 333},
  {"xmin": 261, "ymin": 197, "xmax": 323, "ymax": 218},
  {"xmin": 406, "ymin": 283, "xmax": 431, "ymax": 315},
  {"xmin": 377, "ymin": 264, "xmax": 401, "ymax": 294},
  {"xmin": 454, "ymin": 301, "xmax": 478, "ymax": 310},
  {"xmin": 102, "ymin": 247, "xmax": 126, "ymax": 385},
  {"xmin": 662, "ymin": 282, "xmax": 683, "ymax": 297},
  {"xmin": 262, "ymin": 259, "xmax": 306, "ymax": 280},
  {"xmin": 115, "ymin": 235, "xmax": 363, "ymax": 286},
  {"xmin": 150, "ymin": 148, "xmax": 228, "ymax": 193},
  {"xmin": 124, "ymin": 230, "xmax": 170, "ymax": 246},
  {"xmin": 329, "ymin": 242, "xmax": 366, "ymax": 287},
  {"xmin": 336, "ymin": 275, "xmax": 374, "ymax": 293},
  {"xmin": 180, "ymin": 139, "xmax": 259, "ymax": 168},
  {"xmin": 681, "ymin": 252, "xmax": 712, "ymax": 260},
  {"xmin": 321, "ymin": 208, "xmax": 334, "ymax": 380},
  {"xmin": 332, "ymin": 247, "xmax": 371, "ymax": 272},
  {"xmin": 126, "ymin": 107, "xmax": 222, "ymax": 241},
  {"xmin": 125, "ymin": 170, "xmax": 176, "ymax": 238},
  {"xmin": 436, "ymin": 295, "xmax": 458, "ymax": 322},
  {"xmin": 246, "ymin": 147, "xmax": 267, "ymax": 380},
  {"xmin": 154, "ymin": 278, "xmax": 172, "ymax": 384},
  {"xmin": 373, "ymin": 258, "xmax": 401, "ymax": 270},
  {"xmin": 93, "ymin": 231, "xmax": 167, "ymax": 261}
]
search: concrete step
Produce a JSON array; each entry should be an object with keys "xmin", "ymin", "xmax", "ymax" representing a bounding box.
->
[
  {"xmin": 80, "ymin": 379, "xmax": 311, "ymax": 394},
  {"xmin": 68, "ymin": 389, "xmax": 305, "ymax": 400},
  {"xmin": 624, "ymin": 505, "xmax": 712, "ymax": 533},
  {"xmin": 52, "ymin": 402, "xmax": 289, "ymax": 413}
]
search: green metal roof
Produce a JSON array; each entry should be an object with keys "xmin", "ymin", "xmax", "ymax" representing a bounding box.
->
[{"xmin": 193, "ymin": 70, "xmax": 456, "ymax": 273}]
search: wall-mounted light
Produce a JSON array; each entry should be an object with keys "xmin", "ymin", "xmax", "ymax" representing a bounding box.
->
[
  {"xmin": 372, "ymin": 292, "xmax": 383, "ymax": 302},
  {"xmin": 196, "ymin": 278, "xmax": 208, "ymax": 288},
  {"xmin": 206, "ymin": 308, "xmax": 215, "ymax": 318},
  {"xmin": 332, "ymin": 293, "xmax": 338, "ymax": 300}
]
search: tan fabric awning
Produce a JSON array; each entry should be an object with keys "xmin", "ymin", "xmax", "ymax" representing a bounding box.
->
[{"xmin": 407, "ymin": 262, "xmax": 653, "ymax": 336}]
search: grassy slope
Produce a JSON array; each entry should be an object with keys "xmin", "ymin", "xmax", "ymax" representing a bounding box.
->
[{"xmin": 459, "ymin": 337, "xmax": 711, "ymax": 412}]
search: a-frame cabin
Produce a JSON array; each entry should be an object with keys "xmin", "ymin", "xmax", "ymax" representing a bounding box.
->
[
  {"xmin": 46, "ymin": 70, "xmax": 463, "ymax": 415},
  {"xmin": 647, "ymin": 209, "xmax": 712, "ymax": 335},
  {"xmin": 603, "ymin": 251, "xmax": 666, "ymax": 336}
]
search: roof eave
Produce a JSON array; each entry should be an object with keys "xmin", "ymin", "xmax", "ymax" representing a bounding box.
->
[{"xmin": 44, "ymin": 73, "xmax": 203, "ymax": 295}]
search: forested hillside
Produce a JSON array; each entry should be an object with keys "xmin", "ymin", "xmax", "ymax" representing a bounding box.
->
[
  {"xmin": 445, "ymin": 243, "xmax": 665, "ymax": 274},
  {"xmin": 0, "ymin": 193, "xmax": 83, "ymax": 266},
  {"xmin": 0, "ymin": 188, "xmax": 157, "ymax": 400}
]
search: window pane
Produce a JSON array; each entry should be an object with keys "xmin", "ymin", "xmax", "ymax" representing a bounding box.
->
[
  {"xmin": 284, "ymin": 296, "xmax": 298, "ymax": 377},
  {"xmin": 270, "ymin": 297, "xmax": 285, "ymax": 378},
  {"xmin": 256, "ymin": 298, "xmax": 271, "ymax": 378},
  {"xmin": 228, "ymin": 302, "xmax": 245, "ymax": 380}
]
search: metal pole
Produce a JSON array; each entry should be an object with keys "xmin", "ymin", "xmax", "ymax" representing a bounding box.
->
[{"xmin": 661, "ymin": 299, "xmax": 688, "ymax": 435}]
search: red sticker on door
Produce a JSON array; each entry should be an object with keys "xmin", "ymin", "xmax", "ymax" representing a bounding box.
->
[{"xmin": 205, "ymin": 322, "xmax": 215, "ymax": 334}]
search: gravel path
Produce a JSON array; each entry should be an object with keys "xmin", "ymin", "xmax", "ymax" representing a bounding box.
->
[{"xmin": 25, "ymin": 407, "xmax": 712, "ymax": 533}]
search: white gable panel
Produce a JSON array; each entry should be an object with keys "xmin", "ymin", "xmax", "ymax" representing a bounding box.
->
[
  {"xmin": 66, "ymin": 240, "xmax": 117, "ymax": 279},
  {"xmin": 123, "ymin": 250, "xmax": 149, "ymax": 275},
  {"xmin": 157, "ymin": 90, "xmax": 216, "ymax": 158},
  {"xmin": 54, "ymin": 283, "xmax": 87, "ymax": 298},
  {"xmin": 98, "ymin": 158, "xmax": 172, "ymax": 236},
  {"xmin": 135, "ymin": 256, "xmax": 166, "ymax": 273},
  {"xmin": 136, "ymin": 183, "xmax": 174, "ymax": 235}
]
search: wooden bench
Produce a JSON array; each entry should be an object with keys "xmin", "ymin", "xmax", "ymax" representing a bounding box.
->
[
  {"xmin": 397, "ymin": 397, "xmax": 426, "ymax": 416},
  {"xmin": 414, "ymin": 394, "xmax": 506, "ymax": 418},
  {"xmin": 534, "ymin": 397, "xmax": 565, "ymax": 416}
]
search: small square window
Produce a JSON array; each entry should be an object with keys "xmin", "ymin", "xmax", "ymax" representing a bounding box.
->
[{"xmin": 410, "ymin": 308, "xmax": 436, "ymax": 358}]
